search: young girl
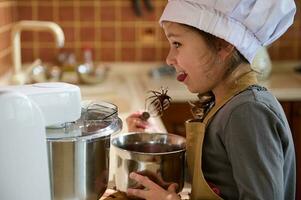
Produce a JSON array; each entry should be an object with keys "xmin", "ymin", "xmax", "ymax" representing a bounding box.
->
[{"xmin": 126, "ymin": 0, "xmax": 296, "ymax": 199}]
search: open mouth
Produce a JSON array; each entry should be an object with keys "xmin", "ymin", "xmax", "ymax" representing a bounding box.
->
[{"xmin": 176, "ymin": 71, "xmax": 187, "ymax": 82}]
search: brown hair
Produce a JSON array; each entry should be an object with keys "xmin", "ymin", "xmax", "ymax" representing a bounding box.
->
[
  {"xmin": 183, "ymin": 25, "xmax": 249, "ymax": 120},
  {"xmin": 184, "ymin": 24, "xmax": 249, "ymax": 75}
]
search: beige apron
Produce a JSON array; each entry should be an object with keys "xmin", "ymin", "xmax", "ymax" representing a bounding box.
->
[{"xmin": 185, "ymin": 72, "xmax": 258, "ymax": 200}]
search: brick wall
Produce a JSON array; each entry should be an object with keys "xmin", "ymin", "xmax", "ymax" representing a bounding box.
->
[
  {"xmin": 0, "ymin": 0, "xmax": 300, "ymax": 76},
  {"xmin": 16, "ymin": 0, "xmax": 168, "ymax": 64},
  {"xmin": 0, "ymin": 0, "xmax": 16, "ymax": 76}
]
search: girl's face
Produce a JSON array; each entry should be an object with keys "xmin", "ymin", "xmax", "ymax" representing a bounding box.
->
[{"xmin": 163, "ymin": 22, "xmax": 227, "ymax": 94}]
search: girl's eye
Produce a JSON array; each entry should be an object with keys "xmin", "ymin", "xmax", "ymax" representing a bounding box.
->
[{"xmin": 172, "ymin": 42, "xmax": 181, "ymax": 48}]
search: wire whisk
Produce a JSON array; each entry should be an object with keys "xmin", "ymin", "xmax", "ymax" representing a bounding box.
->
[
  {"xmin": 140, "ymin": 87, "xmax": 172, "ymax": 120},
  {"xmin": 82, "ymin": 102, "xmax": 118, "ymax": 121},
  {"xmin": 81, "ymin": 102, "xmax": 118, "ymax": 134}
]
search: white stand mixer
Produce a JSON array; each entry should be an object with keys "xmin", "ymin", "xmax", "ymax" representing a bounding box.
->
[{"xmin": 0, "ymin": 82, "xmax": 81, "ymax": 200}]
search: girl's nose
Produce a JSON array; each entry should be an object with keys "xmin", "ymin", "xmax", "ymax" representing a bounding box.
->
[{"xmin": 165, "ymin": 49, "xmax": 176, "ymax": 67}]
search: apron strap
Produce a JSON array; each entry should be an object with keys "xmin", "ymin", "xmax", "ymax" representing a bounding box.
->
[{"xmin": 203, "ymin": 71, "xmax": 258, "ymax": 125}]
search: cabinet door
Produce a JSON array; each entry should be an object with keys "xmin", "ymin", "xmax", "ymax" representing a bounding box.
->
[
  {"xmin": 280, "ymin": 101, "xmax": 293, "ymax": 128},
  {"xmin": 280, "ymin": 101, "xmax": 301, "ymax": 200},
  {"xmin": 292, "ymin": 102, "xmax": 301, "ymax": 141},
  {"xmin": 292, "ymin": 102, "xmax": 301, "ymax": 200},
  {"xmin": 161, "ymin": 102, "xmax": 192, "ymax": 137}
]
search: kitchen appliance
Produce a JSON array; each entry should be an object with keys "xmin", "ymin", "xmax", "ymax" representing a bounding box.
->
[
  {"xmin": 0, "ymin": 82, "xmax": 122, "ymax": 200},
  {"xmin": 47, "ymin": 101, "xmax": 122, "ymax": 200},
  {"xmin": 112, "ymin": 132, "xmax": 186, "ymax": 193}
]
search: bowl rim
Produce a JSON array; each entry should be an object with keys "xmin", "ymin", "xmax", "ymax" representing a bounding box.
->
[{"xmin": 111, "ymin": 132, "xmax": 186, "ymax": 155}]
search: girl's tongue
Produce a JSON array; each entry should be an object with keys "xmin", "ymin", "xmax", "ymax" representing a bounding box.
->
[{"xmin": 177, "ymin": 72, "xmax": 187, "ymax": 82}]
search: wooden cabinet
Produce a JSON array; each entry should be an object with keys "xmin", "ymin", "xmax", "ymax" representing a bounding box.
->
[
  {"xmin": 281, "ymin": 101, "xmax": 301, "ymax": 200},
  {"xmin": 161, "ymin": 102, "xmax": 192, "ymax": 137},
  {"xmin": 161, "ymin": 101, "xmax": 301, "ymax": 199}
]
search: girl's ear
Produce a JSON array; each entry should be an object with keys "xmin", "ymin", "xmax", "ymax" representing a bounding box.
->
[{"xmin": 215, "ymin": 39, "xmax": 235, "ymax": 61}]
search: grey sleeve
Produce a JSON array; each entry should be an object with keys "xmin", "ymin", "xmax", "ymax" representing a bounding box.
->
[{"xmin": 224, "ymin": 101, "xmax": 286, "ymax": 200}]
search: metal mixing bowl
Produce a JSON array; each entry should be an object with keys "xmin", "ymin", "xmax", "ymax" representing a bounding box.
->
[{"xmin": 111, "ymin": 132, "xmax": 186, "ymax": 193}]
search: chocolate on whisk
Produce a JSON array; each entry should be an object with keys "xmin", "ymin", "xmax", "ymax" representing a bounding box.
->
[{"xmin": 140, "ymin": 87, "xmax": 172, "ymax": 120}]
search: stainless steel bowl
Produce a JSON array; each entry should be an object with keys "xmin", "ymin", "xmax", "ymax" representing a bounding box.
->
[{"xmin": 112, "ymin": 132, "xmax": 186, "ymax": 193}]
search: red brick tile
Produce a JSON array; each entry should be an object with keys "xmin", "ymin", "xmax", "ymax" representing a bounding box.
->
[
  {"xmin": 17, "ymin": 5, "xmax": 33, "ymax": 20},
  {"xmin": 80, "ymin": 27, "xmax": 95, "ymax": 42},
  {"xmin": 38, "ymin": 32, "xmax": 55, "ymax": 43},
  {"xmin": 121, "ymin": 47, "xmax": 135, "ymax": 61},
  {"xmin": 79, "ymin": 6, "xmax": 95, "ymax": 22},
  {"xmin": 161, "ymin": 46, "xmax": 170, "ymax": 60},
  {"xmin": 100, "ymin": 26, "xmax": 115, "ymax": 42},
  {"xmin": 141, "ymin": 8, "xmax": 156, "ymax": 21},
  {"xmin": 0, "ymin": 5, "xmax": 13, "ymax": 26},
  {"xmin": 99, "ymin": 5, "xmax": 116, "ymax": 21},
  {"xmin": 120, "ymin": 4, "xmax": 137, "ymax": 21},
  {"xmin": 100, "ymin": 47, "xmax": 116, "ymax": 61},
  {"xmin": 37, "ymin": 5, "xmax": 53, "ymax": 21},
  {"xmin": 58, "ymin": 5, "xmax": 74, "ymax": 22},
  {"xmin": 0, "ymin": 30, "xmax": 11, "ymax": 50},
  {"xmin": 61, "ymin": 26, "xmax": 75, "ymax": 43},
  {"xmin": 21, "ymin": 47, "xmax": 34, "ymax": 62},
  {"xmin": 11, "ymin": 4, "xmax": 18, "ymax": 22},
  {"xmin": 158, "ymin": 29, "xmax": 167, "ymax": 41},
  {"xmin": 0, "ymin": 7, "xmax": 5, "ymax": 26},
  {"xmin": 21, "ymin": 31, "xmax": 34, "ymax": 42},
  {"xmin": 0, "ymin": 52, "xmax": 11, "ymax": 76},
  {"xmin": 121, "ymin": 27, "xmax": 135, "ymax": 42},
  {"xmin": 141, "ymin": 47, "xmax": 156, "ymax": 61}
]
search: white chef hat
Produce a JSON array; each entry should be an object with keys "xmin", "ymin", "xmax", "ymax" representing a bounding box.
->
[{"xmin": 159, "ymin": 0, "xmax": 296, "ymax": 63}]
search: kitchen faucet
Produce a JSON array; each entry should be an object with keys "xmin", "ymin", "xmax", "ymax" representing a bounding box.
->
[{"xmin": 11, "ymin": 20, "xmax": 65, "ymax": 84}]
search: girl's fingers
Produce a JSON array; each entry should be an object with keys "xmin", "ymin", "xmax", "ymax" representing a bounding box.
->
[
  {"xmin": 127, "ymin": 172, "xmax": 181, "ymax": 200},
  {"xmin": 167, "ymin": 183, "xmax": 179, "ymax": 193},
  {"xmin": 129, "ymin": 172, "xmax": 158, "ymax": 190},
  {"xmin": 127, "ymin": 188, "xmax": 148, "ymax": 199},
  {"xmin": 127, "ymin": 172, "xmax": 158, "ymax": 199},
  {"xmin": 126, "ymin": 115, "xmax": 150, "ymax": 132},
  {"xmin": 128, "ymin": 112, "xmax": 143, "ymax": 118}
]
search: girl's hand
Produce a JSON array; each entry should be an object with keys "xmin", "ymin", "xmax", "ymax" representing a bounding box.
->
[
  {"xmin": 127, "ymin": 172, "xmax": 181, "ymax": 200},
  {"xmin": 126, "ymin": 112, "xmax": 149, "ymax": 132}
]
